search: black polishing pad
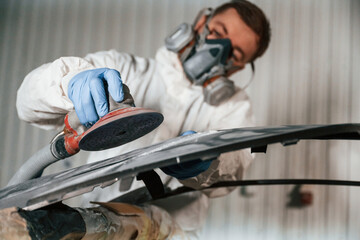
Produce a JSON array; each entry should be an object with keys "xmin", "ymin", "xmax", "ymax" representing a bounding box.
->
[{"xmin": 79, "ymin": 107, "xmax": 163, "ymax": 151}]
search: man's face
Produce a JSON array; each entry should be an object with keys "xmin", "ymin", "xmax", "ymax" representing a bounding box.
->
[{"xmin": 195, "ymin": 8, "xmax": 259, "ymax": 74}]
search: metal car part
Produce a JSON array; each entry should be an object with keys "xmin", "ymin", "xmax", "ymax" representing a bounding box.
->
[{"xmin": 0, "ymin": 123, "xmax": 359, "ymax": 210}]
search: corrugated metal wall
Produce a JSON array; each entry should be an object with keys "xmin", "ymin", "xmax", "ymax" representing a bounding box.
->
[{"xmin": 0, "ymin": 0, "xmax": 359, "ymax": 239}]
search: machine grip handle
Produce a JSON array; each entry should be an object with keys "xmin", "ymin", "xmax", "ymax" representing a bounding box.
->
[{"xmin": 107, "ymin": 84, "xmax": 135, "ymax": 111}]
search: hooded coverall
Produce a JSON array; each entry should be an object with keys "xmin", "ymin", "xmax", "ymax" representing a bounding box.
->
[{"xmin": 16, "ymin": 47, "xmax": 254, "ymax": 238}]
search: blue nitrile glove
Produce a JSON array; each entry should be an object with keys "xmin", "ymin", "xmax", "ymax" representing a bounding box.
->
[
  {"xmin": 161, "ymin": 130, "xmax": 214, "ymax": 180},
  {"xmin": 68, "ymin": 68, "xmax": 124, "ymax": 128}
]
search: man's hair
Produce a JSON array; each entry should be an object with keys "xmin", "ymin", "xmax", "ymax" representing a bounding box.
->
[{"xmin": 213, "ymin": 0, "xmax": 271, "ymax": 62}]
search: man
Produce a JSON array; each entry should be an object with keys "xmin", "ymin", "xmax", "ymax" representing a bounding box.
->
[{"xmin": 16, "ymin": 0, "xmax": 270, "ymax": 238}]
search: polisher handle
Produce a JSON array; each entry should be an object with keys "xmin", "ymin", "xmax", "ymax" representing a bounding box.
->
[{"xmin": 107, "ymin": 84, "xmax": 135, "ymax": 111}]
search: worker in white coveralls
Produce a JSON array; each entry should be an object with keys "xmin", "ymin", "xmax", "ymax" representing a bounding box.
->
[{"xmin": 16, "ymin": 1, "xmax": 270, "ymax": 239}]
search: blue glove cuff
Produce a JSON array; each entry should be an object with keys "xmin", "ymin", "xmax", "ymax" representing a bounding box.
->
[
  {"xmin": 161, "ymin": 130, "xmax": 214, "ymax": 180},
  {"xmin": 161, "ymin": 158, "xmax": 212, "ymax": 180}
]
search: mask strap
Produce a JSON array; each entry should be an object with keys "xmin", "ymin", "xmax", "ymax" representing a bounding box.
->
[
  {"xmin": 181, "ymin": 8, "xmax": 213, "ymax": 62},
  {"xmin": 197, "ymin": 9, "xmax": 213, "ymax": 47},
  {"xmin": 192, "ymin": 8, "xmax": 213, "ymax": 28},
  {"xmin": 241, "ymin": 62, "xmax": 255, "ymax": 90}
]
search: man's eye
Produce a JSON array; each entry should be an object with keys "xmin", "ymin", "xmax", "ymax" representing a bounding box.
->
[
  {"xmin": 231, "ymin": 53, "xmax": 239, "ymax": 62},
  {"xmin": 213, "ymin": 30, "xmax": 222, "ymax": 37}
]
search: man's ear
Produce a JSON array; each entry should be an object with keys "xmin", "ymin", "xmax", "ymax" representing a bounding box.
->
[{"xmin": 194, "ymin": 15, "xmax": 207, "ymax": 33}]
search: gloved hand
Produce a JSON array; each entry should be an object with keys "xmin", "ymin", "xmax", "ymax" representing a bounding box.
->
[
  {"xmin": 161, "ymin": 131, "xmax": 214, "ymax": 180},
  {"xmin": 68, "ymin": 68, "xmax": 124, "ymax": 128}
]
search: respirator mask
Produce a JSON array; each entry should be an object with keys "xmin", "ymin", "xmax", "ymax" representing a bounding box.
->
[{"xmin": 165, "ymin": 8, "xmax": 254, "ymax": 106}]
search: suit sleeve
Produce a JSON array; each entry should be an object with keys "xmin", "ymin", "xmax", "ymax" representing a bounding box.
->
[
  {"xmin": 17, "ymin": 57, "xmax": 95, "ymax": 129},
  {"xmin": 16, "ymin": 50, "xmax": 146, "ymax": 130}
]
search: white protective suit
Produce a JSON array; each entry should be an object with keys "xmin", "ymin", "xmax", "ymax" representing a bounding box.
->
[{"xmin": 17, "ymin": 46, "xmax": 254, "ymax": 237}]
